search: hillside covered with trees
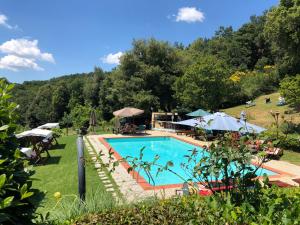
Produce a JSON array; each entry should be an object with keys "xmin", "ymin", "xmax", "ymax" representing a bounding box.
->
[{"xmin": 10, "ymin": 0, "xmax": 300, "ymax": 128}]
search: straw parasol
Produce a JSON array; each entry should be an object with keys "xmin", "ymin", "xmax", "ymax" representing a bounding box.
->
[{"xmin": 113, "ymin": 107, "xmax": 144, "ymax": 118}]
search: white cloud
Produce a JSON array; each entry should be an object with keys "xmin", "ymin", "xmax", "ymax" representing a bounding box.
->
[
  {"xmin": 101, "ymin": 52, "xmax": 123, "ymax": 64},
  {"xmin": 176, "ymin": 7, "xmax": 205, "ymax": 23},
  {"xmin": 0, "ymin": 14, "xmax": 16, "ymax": 29},
  {"xmin": 0, "ymin": 39, "xmax": 55, "ymax": 63},
  {"xmin": 0, "ymin": 55, "xmax": 44, "ymax": 71}
]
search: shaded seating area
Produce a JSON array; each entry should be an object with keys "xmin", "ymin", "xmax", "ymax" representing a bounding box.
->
[
  {"xmin": 113, "ymin": 107, "xmax": 146, "ymax": 135},
  {"xmin": 151, "ymin": 112, "xmax": 179, "ymax": 132},
  {"xmin": 174, "ymin": 112, "xmax": 266, "ymax": 141},
  {"xmin": 17, "ymin": 128, "xmax": 54, "ymax": 164}
]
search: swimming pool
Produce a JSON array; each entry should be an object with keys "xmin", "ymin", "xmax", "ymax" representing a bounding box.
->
[{"xmin": 104, "ymin": 137, "xmax": 277, "ymax": 187}]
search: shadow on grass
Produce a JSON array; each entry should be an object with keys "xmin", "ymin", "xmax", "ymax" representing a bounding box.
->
[
  {"xmin": 30, "ymin": 188, "xmax": 47, "ymax": 210},
  {"xmin": 46, "ymin": 156, "xmax": 61, "ymax": 165},
  {"xmin": 34, "ymin": 156, "xmax": 62, "ymax": 166},
  {"xmin": 51, "ymin": 143, "xmax": 66, "ymax": 150}
]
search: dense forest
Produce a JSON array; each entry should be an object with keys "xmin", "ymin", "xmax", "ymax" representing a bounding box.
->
[{"xmin": 9, "ymin": 0, "xmax": 300, "ymax": 128}]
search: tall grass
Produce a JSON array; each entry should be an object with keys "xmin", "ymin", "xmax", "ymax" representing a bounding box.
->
[{"xmin": 48, "ymin": 188, "xmax": 116, "ymax": 223}]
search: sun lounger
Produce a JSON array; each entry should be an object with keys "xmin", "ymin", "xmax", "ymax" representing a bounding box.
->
[
  {"xmin": 190, "ymin": 133, "xmax": 204, "ymax": 140},
  {"xmin": 265, "ymin": 147, "xmax": 283, "ymax": 159},
  {"xmin": 186, "ymin": 131, "xmax": 197, "ymax": 137},
  {"xmin": 176, "ymin": 130, "xmax": 194, "ymax": 135},
  {"xmin": 246, "ymin": 100, "xmax": 256, "ymax": 108}
]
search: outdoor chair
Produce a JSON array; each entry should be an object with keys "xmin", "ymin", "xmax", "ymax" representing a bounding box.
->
[
  {"xmin": 119, "ymin": 124, "xmax": 130, "ymax": 134},
  {"xmin": 136, "ymin": 125, "xmax": 146, "ymax": 134},
  {"xmin": 120, "ymin": 124, "xmax": 137, "ymax": 134},
  {"xmin": 186, "ymin": 130, "xmax": 197, "ymax": 137},
  {"xmin": 245, "ymin": 100, "xmax": 256, "ymax": 108},
  {"xmin": 176, "ymin": 130, "xmax": 192, "ymax": 135},
  {"xmin": 265, "ymin": 146, "xmax": 283, "ymax": 159},
  {"xmin": 36, "ymin": 138, "xmax": 52, "ymax": 158}
]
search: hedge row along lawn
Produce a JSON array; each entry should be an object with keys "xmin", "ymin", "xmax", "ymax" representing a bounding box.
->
[{"xmin": 75, "ymin": 187, "xmax": 300, "ymax": 225}]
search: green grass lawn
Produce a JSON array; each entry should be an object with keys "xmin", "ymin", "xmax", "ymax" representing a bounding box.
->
[
  {"xmin": 223, "ymin": 92, "xmax": 300, "ymax": 166},
  {"xmin": 280, "ymin": 150, "xmax": 300, "ymax": 166},
  {"xmin": 223, "ymin": 92, "xmax": 300, "ymax": 128},
  {"xmin": 31, "ymin": 135, "xmax": 114, "ymax": 216}
]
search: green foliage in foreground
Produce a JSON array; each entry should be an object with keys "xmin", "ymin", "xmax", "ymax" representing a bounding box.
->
[
  {"xmin": 0, "ymin": 80, "xmax": 41, "ymax": 224},
  {"xmin": 74, "ymin": 187, "xmax": 300, "ymax": 225}
]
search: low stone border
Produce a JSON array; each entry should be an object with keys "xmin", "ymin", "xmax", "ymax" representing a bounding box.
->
[{"xmin": 83, "ymin": 136, "xmax": 123, "ymax": 204}]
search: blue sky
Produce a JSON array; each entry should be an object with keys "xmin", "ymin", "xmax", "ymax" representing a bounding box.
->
[{"xmin": 0, "ymin": 0, "xmax": 278, "ymax": 83}]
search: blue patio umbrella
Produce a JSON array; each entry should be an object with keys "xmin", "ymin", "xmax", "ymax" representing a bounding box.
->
[
  {"xmin": 174, "ymin": 112, "xmax": 266, "ymax": 133},
  {"xmin": 186, "ymin": 109, "xmax": 211, "ymax": 117}
]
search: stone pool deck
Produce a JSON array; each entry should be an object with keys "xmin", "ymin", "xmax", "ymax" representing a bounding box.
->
[{"xmin": 86, "ymin": 130, "xmax": 300, "ymax": 203}]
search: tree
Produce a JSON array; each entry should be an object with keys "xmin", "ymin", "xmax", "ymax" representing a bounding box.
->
[
  {"xmin": 26, "ymin": 84, "xmax": 55, "ymax": 127},
  {"xmin": 174, "ymin": 55, "xmax": 231, "ymax": 111},
  {"xmin": 264, "ymin": 0, "xmax": 300, "ymax": 75},
  {"xmin": 119, "ymin": 39, "xmax": 185, "ymax": 111},
  {"xmin": 280, "ymin": 74, "xmax": 300, "ymax": 110},
  {"xmin": 60, "ymin": 112, "xmax": 73, "ymax": 135},
  {"xmin": 69, "ymin": 104, "xmax": 91, "ymax": 133},
  {"xmin": 83, "ymin": 67, "xmax": 105, "ymax": 107},
  {"xmin": 52, "ymin": 83, "xmax": 69, "ymax": 121}
]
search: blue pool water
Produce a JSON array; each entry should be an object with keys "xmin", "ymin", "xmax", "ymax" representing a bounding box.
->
[{"xmin": 105, "ymin": 137, "xmax": 276, "ymax": 186}]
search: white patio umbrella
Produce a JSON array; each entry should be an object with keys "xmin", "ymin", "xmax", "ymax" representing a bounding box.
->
[
  {"xmin": 174, "ymin": 112, "xmax": 266, "ymax": 133},
  {"xmin": 16, "ymin": 128, "xmax": 53, "ymax": 139},
  {"xmin": 37, "ymin": 123, "xmax": 60, "ymax": 129}
]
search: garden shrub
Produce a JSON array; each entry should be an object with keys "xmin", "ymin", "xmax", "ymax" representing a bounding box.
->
[
  {"xmin": 0, "ymin": 80, "xmax": 41, "ymax": 224},
  {"xmin": 69, "ymin": 104, "xmax": 91, "ymax": 134},
  {"xmin": 278, "ymin": 136, "xmax": 300, "ymax": 152},
  {"xmin": 239, "ymin": 71, "xmax": 279, "ymax": 99},
  {"xmin": 72, "ymin": 187, "xmax": 300, "ymax": 225}
]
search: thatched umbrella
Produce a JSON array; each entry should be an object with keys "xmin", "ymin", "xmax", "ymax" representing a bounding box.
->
[
  {"xmin": 113, "ymin": 107, "xmax": 144, "ymax": 118},
  {"xmin": 89, "ymin": 109, "xmax": 97, "ymax": 132}
]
